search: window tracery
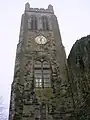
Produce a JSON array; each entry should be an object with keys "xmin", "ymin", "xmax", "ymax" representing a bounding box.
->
[{"xmin": 34, "ymin": 60, "xmax": 51, "ymax": 88}]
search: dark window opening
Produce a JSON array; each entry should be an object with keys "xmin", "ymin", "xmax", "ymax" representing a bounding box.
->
[
  {"xmin": 42, "ymin": 16, "xmax": 49, "ymax": 30},
  {"xmin": 31, "ymin": 16, "xmax": 37, "ymax": 30}
]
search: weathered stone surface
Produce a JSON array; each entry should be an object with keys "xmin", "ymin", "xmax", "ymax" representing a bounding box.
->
[{"xmin": 9, "ymin": 3, "xmax": 68, "ymax": 120}]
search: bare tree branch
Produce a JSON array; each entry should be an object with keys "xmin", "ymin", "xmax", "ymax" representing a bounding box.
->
[{"xmin": 0, "ymin": 96, "xmax": 7, "ymax": 120}]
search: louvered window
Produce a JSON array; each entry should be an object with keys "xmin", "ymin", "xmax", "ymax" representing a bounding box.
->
[
  {"xmin": 42, "ymin": 16, "xmax": 49, "ymax": 30},
  {"xmin": 31, "ymin": 15, "xmax": 37, "ymax": 30}
]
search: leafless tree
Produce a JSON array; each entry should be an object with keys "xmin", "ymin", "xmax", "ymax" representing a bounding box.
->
[{"xmin": 0, "ymin": 96, "xmax": 7, "ymax": 120}]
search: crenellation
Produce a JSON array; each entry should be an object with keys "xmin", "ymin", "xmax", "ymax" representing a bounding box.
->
[{"xmin": 26, "ymin": 7, "xmax": 54, "ymax": 13}]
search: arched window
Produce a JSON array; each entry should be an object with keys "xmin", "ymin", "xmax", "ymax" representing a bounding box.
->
[
  {"xmin": 42, "ymin": 16, "xmax": 49, "ymax": 30},
  {"xmin": 34, "ymin": 60, "xmax": 51, "ymax": 88},
  {"xmin": 31, "ymin": 15, "xmax": 37, "ymax": 30}
]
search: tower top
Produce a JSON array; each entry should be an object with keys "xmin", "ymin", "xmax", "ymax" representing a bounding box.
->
[{"xmin": 25, "ymin": 2, "xmax": 54, "ymax": 13}]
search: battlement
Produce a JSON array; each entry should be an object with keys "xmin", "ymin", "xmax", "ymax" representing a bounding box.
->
[{"xmin": 25, "ymin": 2, "xmax": 54, "ymax": 13}]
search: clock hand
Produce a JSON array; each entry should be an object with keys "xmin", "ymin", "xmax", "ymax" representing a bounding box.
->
[{"xmin": 40, "ymin": 37, "xmax": 42, "ymax": 44}]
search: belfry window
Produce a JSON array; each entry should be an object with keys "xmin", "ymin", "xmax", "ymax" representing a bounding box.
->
[
  {"xmin": 42, "ymin": 16, "xmax": 49, "ymax": 30},
  {"xmin": 31, "ymin": 15, "xmax": 37, "ymax": 30},
  {"xmin": 34, "ymin": 60, "xmax": 51, "ymax": 88}
]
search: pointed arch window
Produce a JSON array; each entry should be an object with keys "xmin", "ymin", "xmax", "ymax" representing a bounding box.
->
[
  {"xmin": 34, "ymin": 60, "xmax": 51, "ymax": 88},
  {"xmin": 31, "ymin": 15, "xmax": 37, "ymax": 30},
  {"xmin": 42, "ymin": 16, "xmax": 49, "ymax": 30}
]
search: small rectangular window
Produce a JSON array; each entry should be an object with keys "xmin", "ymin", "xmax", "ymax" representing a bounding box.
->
[
  {"xmin": 35, "ymin": 70, "xmax": 42, "ymax": 74},
  {"xmin": 35, "ymin": 75, "xmax": 42, "ymax": 78},
  {"xmin": 44, "ymin": 78, "xmax": 51, "ymax": 87},
  {"xmin": 35, "ymin": 79, "xmax": 42, "ymax": 87},
  {"xmin": 43, "ymin": 62, "xmax": 50, "ymax": 68},
  {"xmin": 35, "ymin": 61, "xmax": 41, "ymax": 68},
  {"xmin": 43, "ymin": 75, "xmax": 50, "ymax": 78},
  {"xmin": 43, "ymin": 70, "xmax": 51, "ymax": 74}
]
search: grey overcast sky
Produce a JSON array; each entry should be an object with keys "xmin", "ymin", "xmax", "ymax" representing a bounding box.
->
[{"xmin": 0, "ymin": 0, "xmax": 90, "ymax": 117}]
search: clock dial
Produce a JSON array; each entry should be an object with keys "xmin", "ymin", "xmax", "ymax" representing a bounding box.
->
[{"xmin": 35, "ymin": 36, "xmax": 47, "ymax": 44}]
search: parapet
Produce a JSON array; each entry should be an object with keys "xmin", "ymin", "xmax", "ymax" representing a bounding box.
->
[{"xmin": 25, "ymin": 3, "xmax": 54, "ymax": 13}]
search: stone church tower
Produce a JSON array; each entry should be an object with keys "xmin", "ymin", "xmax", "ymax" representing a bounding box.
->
[{"xmin": 9, "ymin": 3, "xmax": 68, "ymax": 120}]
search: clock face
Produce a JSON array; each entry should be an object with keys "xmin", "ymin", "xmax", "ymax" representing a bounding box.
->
[{"xmin": 35, "ymin": 36, "xmax": 47, "ymax": 44}]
